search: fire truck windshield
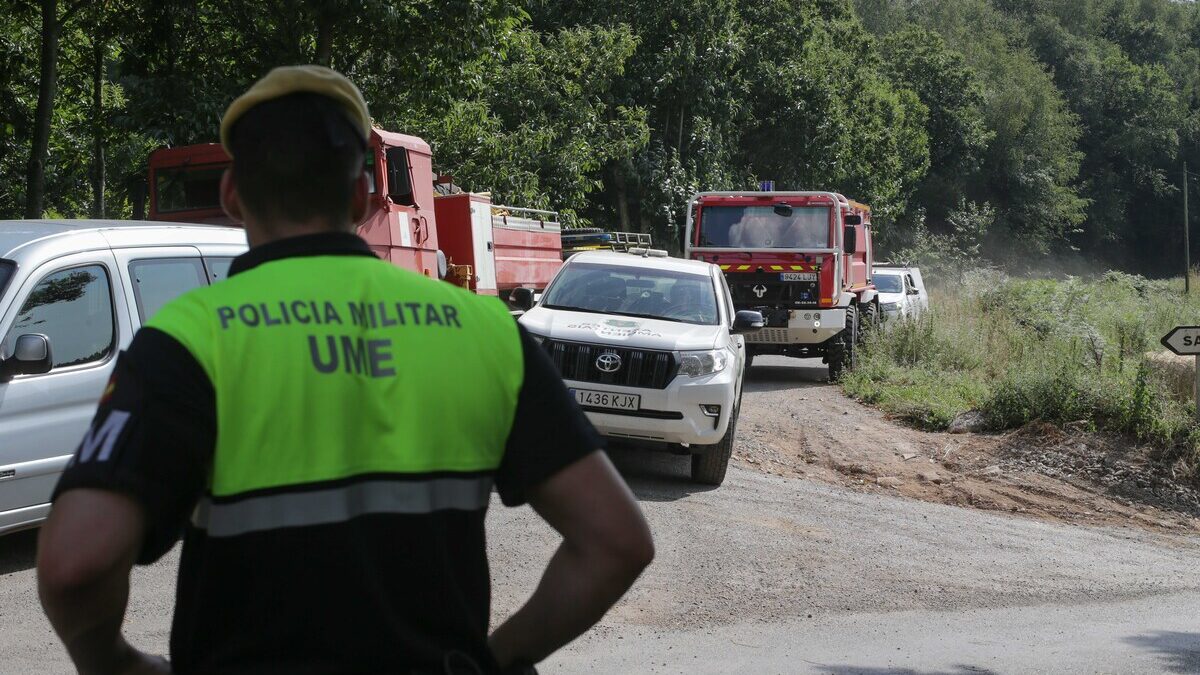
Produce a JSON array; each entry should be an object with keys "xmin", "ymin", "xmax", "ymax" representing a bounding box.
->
[
  {"xmin": 154, "ymin": 166, "xmax": 223, "ymax": 213},
  {"xmin": 697, "ymin": 205, "xmax": 830, "ymax": 249}
]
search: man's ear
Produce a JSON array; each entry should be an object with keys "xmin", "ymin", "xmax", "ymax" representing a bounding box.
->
[
  {"xmin": 220, "ymin": 169, "xmax": 244, "ymax": 223},
  {"xmin": 350, "ymin": 170, "xmax": 369, "ymax": 226}
]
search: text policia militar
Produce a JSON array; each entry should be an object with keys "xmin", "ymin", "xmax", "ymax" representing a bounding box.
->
[{"xmin": 217, "ymin": 300, "xmax": 463, "ymax": 378}]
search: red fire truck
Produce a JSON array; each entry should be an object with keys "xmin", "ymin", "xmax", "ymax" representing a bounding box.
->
[
  {"xmin": 146, "ymin": 129, "xmax": 564, "ymax": 297},
  {"xmin": 684, "ymin": 191, "xmax": 879, "ymax": 380}
]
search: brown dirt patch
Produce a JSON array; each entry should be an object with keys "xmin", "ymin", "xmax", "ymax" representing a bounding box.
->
[{"xmin": 736, "ymin": 359, "xmax": 1200, "ymax": 533}]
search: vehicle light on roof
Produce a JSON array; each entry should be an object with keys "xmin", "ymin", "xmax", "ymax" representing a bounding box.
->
[{"xmin": 628, "ymin": 247, "xmax": 669, "ymax": 257}]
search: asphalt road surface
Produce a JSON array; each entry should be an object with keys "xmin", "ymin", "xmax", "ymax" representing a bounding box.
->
[{"xmin": 3, "ymin": 357, "xmax": 1199, "ymax": 674}]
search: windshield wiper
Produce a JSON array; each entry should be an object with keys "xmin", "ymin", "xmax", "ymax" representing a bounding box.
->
[
  {"xmin": 543, "ymin": 304, "xmax": 600, "ymax": 313},
  {"xmin": 544, "ymin": 305, "xmax": 698, "ymax": 324},
  {"xmin": 604, "ymin": 310, "xmax": 691, "ymax": 324}
]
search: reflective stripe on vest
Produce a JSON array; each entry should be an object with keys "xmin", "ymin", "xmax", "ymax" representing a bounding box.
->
[
  {"xmin": 192, "ymin": 475, "xmax": 495, "ymax": 537},
  {"xmin": 147, "ymin": 254, "xmax": 523, "ymax": 521}
]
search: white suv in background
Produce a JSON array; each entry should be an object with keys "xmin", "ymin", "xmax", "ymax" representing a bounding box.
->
[
  {"xmin": 515, "ymin": 250, "xmax": 762, "ymax": 485},
  {"xmin": 873, "ymin": 265, "xmax": 928, "ymax": 321}
]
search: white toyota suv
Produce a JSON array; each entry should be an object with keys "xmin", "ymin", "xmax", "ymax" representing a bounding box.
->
[{"xmin": 516, "ymin": 250, "xmax": 763, "ymax": 485}]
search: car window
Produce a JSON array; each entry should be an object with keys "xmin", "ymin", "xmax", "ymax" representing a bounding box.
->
[
  {"xmin": 155, "ymin": 165, "xmax": 222, "ymax": 213},
  {"xmin": 364, "ymin": 151, "xmax": 377, "ymax": 194},
  {"xmin": 0, "ymin": 260, "xmax": 14, "ymax": 298},
  {"xmin": 204, "ymin": 257, "xmax": 234, "ymax": 283},
  {"xmin": 5, "ymin": 265, "xmax": 115, "ymax": 370},
  {"xmin": 874, "ymin": 274, "xmax": 903, "ymax": 294},
  {"xmin": 542, "ymin": 261, "xmax": 719, "ymax": 325},
  {"xmin": 128, "ymin": 258, "xmax": 208, "ymax": 321},
  {"xmin": 906, "ymin": 274, "xmax": 916, "ymax": 290}
]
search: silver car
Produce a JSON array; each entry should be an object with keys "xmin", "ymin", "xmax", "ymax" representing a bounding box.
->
[{"xmin": 0, "ymin": 220, "xmax": 246, "ymax": 535}]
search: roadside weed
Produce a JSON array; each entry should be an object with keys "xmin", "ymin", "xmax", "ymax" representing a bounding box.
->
[{"xmin": 845, "ymin": 271, "xmax": 1200, "ymax": 480}]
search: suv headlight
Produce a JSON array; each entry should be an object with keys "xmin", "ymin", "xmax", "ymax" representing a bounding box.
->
[
  {"xmin": 678, "ymin": 349, "xmax": 730, "ymax": 378},
  {"xmin": 880, "ymin": 302, "xmax": 900, "ymax": 311}
]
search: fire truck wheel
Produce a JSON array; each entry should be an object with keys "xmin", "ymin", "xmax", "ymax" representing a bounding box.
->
[
  {"xmin": 860, "ymin": 301, "xmax": 879, "ymax": 342},
  {"xmin": 827, "ymin": 304, "xmax": 858, "ymax": 382},
  {"xmin": 691, "ymin": 397, "xmax": 740, "ymax": 486}
]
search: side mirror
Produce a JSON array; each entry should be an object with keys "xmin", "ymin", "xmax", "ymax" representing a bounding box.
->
[
  {"xmin": 907, "ymin": 287, "xmax": 920, "ymax": 295},
  {"xmin": 0, "ymin": 334, "xmax": 53, "ymax": 382},
  {"xmin": 843, "ymin": 226, "xmax": 858, "ymax": 254},
  {"xmin": 731, "ymin": 310, "xmax": 764, "ymax": 334},
  {"xmin": 436, "ymin": 250, "xmax": 448, "ymax": 280},
  {"xmin": 844, "ymin": 214, "xmax": 863, "ymax": 226},
  {"xmin": 511, "ymin": 287, "xmax": 536, "ymax": 312}
]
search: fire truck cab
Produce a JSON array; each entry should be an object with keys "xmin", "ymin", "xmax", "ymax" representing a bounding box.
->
[
  {"xmin": 684, "ymin": 191, "xmax": 878, "ymax": 380},
  {"xmin": 149, "ymin": 129, "xmax": 444, "ymax": 278},
  {"xmin": 147, "ymin": 129, "xmax": 565, "ymax": 294}
]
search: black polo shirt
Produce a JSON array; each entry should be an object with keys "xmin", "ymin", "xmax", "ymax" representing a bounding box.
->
[{"xmin": 53, "ymin": 232, "xmax": 602, "ymax": 674}]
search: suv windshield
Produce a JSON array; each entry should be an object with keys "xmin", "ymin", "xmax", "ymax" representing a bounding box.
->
[
  {"xmin": 697, "ymin": 205, "xmax": 830, "ymax": 248},
  {"xmin": 543, "ymin": 262, "xmax": 719, "ymax": 325},
  {"xmin": 874, "ymin": 274, "xmax": 903, "ymax": 293}
]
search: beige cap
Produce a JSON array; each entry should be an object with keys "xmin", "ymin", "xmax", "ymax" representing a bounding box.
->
[{"xmin": 220, "ymin": 65, "xmax": 371, "ymax": 155}]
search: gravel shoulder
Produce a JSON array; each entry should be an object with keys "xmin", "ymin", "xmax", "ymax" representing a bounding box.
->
[{"xmin": 737, "ymin": 356, "xmax": 1200, "ymax": 533}]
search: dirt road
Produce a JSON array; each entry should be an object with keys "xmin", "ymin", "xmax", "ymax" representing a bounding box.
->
[
  {"xmin": 736, "ymin": 357, "xmax": 1200, "ymax": 532},
  {"xmin": 2, "ymin": 356, "xmax": 1199, "ymax": 673}
]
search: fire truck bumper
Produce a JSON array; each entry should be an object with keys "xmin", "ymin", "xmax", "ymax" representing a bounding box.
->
[
  {"xmin": 745, "ymin": 308, "xmax": 846, "ymax": 346},
  {"xmin": 564, "ymin": 367, "xmax": 739, "ymax": 447}
]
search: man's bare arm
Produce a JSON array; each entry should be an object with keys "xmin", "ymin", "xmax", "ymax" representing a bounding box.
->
[
  {"xmin": 37, "ymin": 489, "xmax": 165, "ymax": 675},
  {"xmin": 488, "ymin": 451, "xmax": 654, "ymax": 668}
]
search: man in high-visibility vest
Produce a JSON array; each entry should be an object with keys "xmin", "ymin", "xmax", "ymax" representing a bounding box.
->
[{"xmin": 37, "ymin": 65, "xmax": 653, "ymax": 675}]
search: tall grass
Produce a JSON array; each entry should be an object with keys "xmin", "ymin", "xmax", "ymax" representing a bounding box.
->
[{"xmin": 843, "ymin": 270, "xmax": 1200, "ymax": 477}]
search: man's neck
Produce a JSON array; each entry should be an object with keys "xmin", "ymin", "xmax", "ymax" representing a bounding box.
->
[{"xmin": 243, "ymin": 219, "xmax": 353, "ymax": 248}]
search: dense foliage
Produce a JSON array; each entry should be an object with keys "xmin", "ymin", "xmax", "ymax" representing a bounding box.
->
[{"xmin": 2, "ymin": 0, "xmax": 1199, "ymax": 272}]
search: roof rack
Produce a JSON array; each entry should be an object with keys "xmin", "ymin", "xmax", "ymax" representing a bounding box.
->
[
  {"xmin": 611, "ymin": 232, "xmax": 653, "ymax": 250},
  {"xmin": 560, "ymin": 230, "xmax": 655, "ymax": 256}
]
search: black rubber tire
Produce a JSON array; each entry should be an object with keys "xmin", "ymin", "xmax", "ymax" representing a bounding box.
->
[
  {"xmin": 827, "ymin": 304, "xmax": 858, "ymax": 382},
  {"xmin": 745, "ymin": 352, "xmax": 755, "ymax": 371},
  {"xmin": 691, "ymin": 398, "xmax": 740, "ymax": 486},
  {"xmin": 859, "ymin": 301, "xmax": 879, "ymax": 343}
]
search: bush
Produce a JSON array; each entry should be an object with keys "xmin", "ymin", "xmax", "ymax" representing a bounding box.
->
[{"xmin": 845, "ymin": 270, "xmax": 1200, "ymax": 479}]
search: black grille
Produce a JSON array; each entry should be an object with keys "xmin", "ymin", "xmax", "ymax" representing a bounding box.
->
[
  {"xmin": 541, "ymin": 339, "xmax": 677, "ymax": 389},
  {"xmin": 726, "ymin": 271, "xmax": 820, "ymax": 308},
  {"xmin": 580, "ymin": 406, "xmax": 684, "ymax": 419}
]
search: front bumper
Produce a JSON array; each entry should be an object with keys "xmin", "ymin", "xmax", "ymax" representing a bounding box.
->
[
  {"xmin": 567, "ymin": 366, "xmax": 739, "ymax": 446},
  {"xmin": 746, "ymin": 308, "xmax": 846, "ymax": 345}
]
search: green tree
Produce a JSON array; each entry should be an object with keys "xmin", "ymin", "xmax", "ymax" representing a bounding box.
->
[
  {"xmin": 19, "ymin": 0, "xmax": 90, "ymax": 218},
  {"xmin": 877, "ymin": 26, "xmax": 992, "ymax": 233},
  {"xmin": 529, "ymin": 0, "xmax": 750, "ymax": 242},
  {"xmin": 414, "ymin": 25, "xmax": 649, "ymax": 218},
  {"xmin": 739, "ymin": 0, "xmax": 929, "ymax": 223}
]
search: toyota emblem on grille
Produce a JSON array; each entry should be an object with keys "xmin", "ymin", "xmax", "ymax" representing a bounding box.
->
[
  {"xmin": 595, "ymin": 351, "xmax": 622, "ymax": 373},
  {"xmin": 752, "ymin": 284, "xmax": 768, "ymax": 298}
]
